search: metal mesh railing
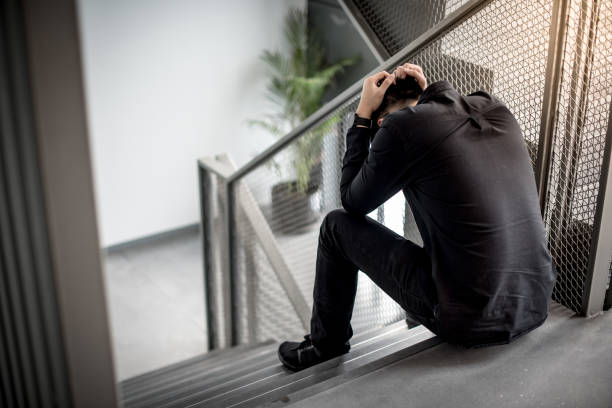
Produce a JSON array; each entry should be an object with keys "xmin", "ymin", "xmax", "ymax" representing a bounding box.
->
[
  {"xmin": 544, "ymin": 0, "xmax": 612, "ymax": 313},
  {"xmin": 409, "ymin": 0, "xmax": 552, "ymax": 168},
  {"xmin": 227, "ymin": 0, "xmax": 560, "ymax": 344},
  {"xmin": 231, "ymin": 96, "xmax": 408, "ymax": 343},
  {"xmin": 200, "ymin": 0, "xmax": 612, "ymax": 349}
]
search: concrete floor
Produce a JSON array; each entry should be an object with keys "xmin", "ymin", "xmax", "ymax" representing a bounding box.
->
[
  {"xmin": 291, "ymin": 303, "xmax": 612, "ymax": 408},
  {"xmin": 102, "ymin": 227, "xmax": 207, "ymax": 381}
]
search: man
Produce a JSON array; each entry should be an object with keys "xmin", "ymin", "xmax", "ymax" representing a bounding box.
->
[{"xmin": 277, "ymin": 63, "xmax": 557, "ymax": 372}]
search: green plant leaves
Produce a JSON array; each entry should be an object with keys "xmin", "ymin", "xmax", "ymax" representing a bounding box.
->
[{"xmin": 247, "ymin": 7, "xmax": 360, "ymax": 194}]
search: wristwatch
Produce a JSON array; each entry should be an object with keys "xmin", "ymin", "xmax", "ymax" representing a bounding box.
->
[{"xmin": 352, "ymin": 113, "xmax": 375, "ymax": 129}]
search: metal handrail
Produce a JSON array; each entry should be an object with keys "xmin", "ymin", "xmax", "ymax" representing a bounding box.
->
[{"xmin": 227, "ymin": 0, "xmax": 488, "ymax": 184}]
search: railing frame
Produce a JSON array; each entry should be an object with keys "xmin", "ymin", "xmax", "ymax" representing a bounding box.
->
[
  {"xmin": 199, "ymin": 0, "xmax": 612, "ymax": 350},
  {"xmin": 535, "ymin": 0, "xmax": 570, "ymax": 213},
  {"xmin": 583, "ymin": 99, "xmax": 612, "ymax": 317},
  {"xmin": 199, "ymin": 154, "xmax": 312, "ymax": 348}
]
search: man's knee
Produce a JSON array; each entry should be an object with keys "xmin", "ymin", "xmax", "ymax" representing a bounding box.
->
[
  {"xmin": 320, "ymin": 208, "xmax": 350, "ymax": 236},
  {"xmin": 319, "ymin": 208, "xmax": 350, "ymax": 239},
  {"xmin": 318, "ymin": 209, "xmax": 352, "ymax": 255}
]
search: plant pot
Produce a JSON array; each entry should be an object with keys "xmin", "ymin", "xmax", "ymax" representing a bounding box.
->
[{"xmin": 270, "ymin": 179, "xmax": 320, "ymax": 235}]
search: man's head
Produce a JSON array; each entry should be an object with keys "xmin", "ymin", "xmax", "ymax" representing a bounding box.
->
[{"xmin": 372, "ymin": 75, "xmax": 424, "ymax": 127}]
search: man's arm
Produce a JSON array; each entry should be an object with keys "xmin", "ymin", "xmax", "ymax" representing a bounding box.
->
[
  {"xmin": 340, "ymin": 124, "xmax": 411, "ymax": 215},
  {"xmin": 340, "ymin": 65, "xmax": 427, "ymax": 215}
]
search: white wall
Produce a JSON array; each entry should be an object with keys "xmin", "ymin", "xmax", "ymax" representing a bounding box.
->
[{"xmin": 78, "ymin": 0, "xmax": 305, "ymax": 247}]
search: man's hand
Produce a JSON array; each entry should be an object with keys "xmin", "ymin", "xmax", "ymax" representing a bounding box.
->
[
  {"xmin": 392, "ymin": 62, "xmax": 427, "ymax": 91},
  {"xmin": 355, "ymin": 71, "xmax": 395, "ymax": 119}
]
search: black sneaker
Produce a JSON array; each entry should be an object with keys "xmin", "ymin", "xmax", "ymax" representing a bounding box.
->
[{"xmin": 278, "ymin": 334, "xmax": 349, "ymax": 372}]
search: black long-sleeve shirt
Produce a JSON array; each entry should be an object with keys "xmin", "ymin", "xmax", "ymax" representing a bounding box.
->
[{"xmin": 341, "ymin": 80, "xmax": 557, "ymax": 347}]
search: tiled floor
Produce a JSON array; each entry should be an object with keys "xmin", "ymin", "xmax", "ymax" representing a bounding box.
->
[{"xmin": 102, "ymin": 227, "xmax": 207, "ymax": 381}]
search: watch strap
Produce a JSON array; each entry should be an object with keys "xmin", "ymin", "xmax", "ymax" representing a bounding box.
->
[{"xmin": 353, "ymin": 113, "xmax": 375, "ymax": 129}]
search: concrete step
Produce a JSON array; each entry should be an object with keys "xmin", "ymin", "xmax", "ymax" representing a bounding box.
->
[
  {"xmin": 120, "ymin": 340, "xmax": 275, "ymax": 393},
  {"xmin": 118, "ymin": 319, "xmax": 438, "ymax": 408},
  {"xmin": 206, "ymin": 325, "xmax": 439, "ymax": 408}
]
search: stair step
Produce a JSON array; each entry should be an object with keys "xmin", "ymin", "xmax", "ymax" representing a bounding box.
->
[
  {"xmin": 203, "ymin": 325, "xmax": 439, "ymax": 408},
  {"xmin": 121, "ymin": 342, "xmax": 279, "ymax": 405},
  {"xmin": 121, "ymin": 340, "xmax": 275, "ymax": 392},
  {"xmin": 267, "ymin": 328, "xmax": 440, "ymax": 408},
  {"xmin": 157, "ymin": 321, "xmax": 413, "ymax": 408},
  {"xmin": 119, "ymin": 319, "xmax": 425, "ymax": 408},
  {"xmin": 123, "ymin": 344, "xmax": 280, "ymax": 408}
]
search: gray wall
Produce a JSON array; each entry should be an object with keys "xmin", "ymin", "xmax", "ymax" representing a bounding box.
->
[{"xmin": 78, "ymin": 0, "xmax": 306, "ymax": 247}]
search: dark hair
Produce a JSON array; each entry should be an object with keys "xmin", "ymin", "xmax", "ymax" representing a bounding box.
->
[{"xmin": 372, "ymin": 75, "xmax": 423, "ymax": 124}]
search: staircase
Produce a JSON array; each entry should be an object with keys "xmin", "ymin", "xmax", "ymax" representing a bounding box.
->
[{"xmin": 119, "ymin": 321, "xmax": 439, "ymax": 408}]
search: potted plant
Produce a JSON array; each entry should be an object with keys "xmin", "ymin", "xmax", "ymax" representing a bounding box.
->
[{"xmin": 247, "ymin": 8, "xmax": 359, "ymax": 234}]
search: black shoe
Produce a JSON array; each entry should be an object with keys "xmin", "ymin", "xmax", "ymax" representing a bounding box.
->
[{"xmin": 278, "ymin": 334, "xmax": 349, "ymax": 372}]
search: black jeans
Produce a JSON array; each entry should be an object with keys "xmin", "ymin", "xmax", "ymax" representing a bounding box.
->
[{"xmin": 310, "ymin": 208, "xmax": 439, "ymax": 353}]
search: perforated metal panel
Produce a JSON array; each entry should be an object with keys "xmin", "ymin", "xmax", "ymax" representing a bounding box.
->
[
  {"xmin": 544, "ymin": 0, "xmax": 612, "ymax": 313},
  {"xmin": 350, "ymin": 0, "xmax": 472, "ymax": 55}
]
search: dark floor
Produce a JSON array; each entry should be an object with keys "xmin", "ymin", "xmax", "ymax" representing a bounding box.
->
[{"xmin": 291, "ymin": 303, "xmax": 612, "ymax": 408}]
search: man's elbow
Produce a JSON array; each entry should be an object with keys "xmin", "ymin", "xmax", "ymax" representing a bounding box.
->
[{"xmin": 340, "ymin": 193, "xmax": 371, "ymax": 216}]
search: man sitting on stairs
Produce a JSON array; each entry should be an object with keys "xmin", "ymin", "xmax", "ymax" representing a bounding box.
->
[{"xmin": 278, "ymin": 62, "xmax": 557, "ymax": 372}]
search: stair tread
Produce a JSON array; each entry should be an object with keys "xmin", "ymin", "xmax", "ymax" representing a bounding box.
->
[
  {"xmin": 119, "ymin": 319, "xmax": 435, "ymax": 408},
  {"xmin": 152, "ymin": 322, "xmax": 413, "ymax": 408},
  {"xmin": 122, "ymin": 344, "xmax": 279, "ymax": 401},
  {"xmin": 121, "ymin": 319, "xmax": 406, "ymax": 400},
  {"xmin": 120, "ymin": 340, "xmax": 276, "ymax": 394},
  {"xmin": 203, "ymin": 325, "xmax": 438, "ymax": 408},
  {"xmin": 123, "ymin": 345, "xmax": 281, "ymax": 407}
]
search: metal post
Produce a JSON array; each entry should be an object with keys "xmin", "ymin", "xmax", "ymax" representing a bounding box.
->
[
  {"xmin": 198, "ymin": 157, "xmax": 235, "ymax": 349},
  {"xmin": 582, "ymin": 99, "xmax": 612, "ymax": 316},
  {"xmin": 242, "ymin": 210, "xmax": 257, "ymax": 343},
  {"xmin": 226, "ymin": 180, "xmax": 238, "ymax": 346},
  {"xmin": 604, "ymin": 264, "xmax": 612, "ymax": 310},
  {"xmin": 534, "ymin": 0, "xmax": 571, "ymax": 213},
  {"xmin": 198, "ymin": 165, "xmax": 218, "ymax": 350}
]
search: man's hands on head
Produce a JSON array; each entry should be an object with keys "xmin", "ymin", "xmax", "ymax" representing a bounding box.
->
[
  {"xmin": 393, "ymin": 63, "xmax": 427, "ymax": 91},
  {"xmin": 355, "ymin": 71, "xmax": 395, "ymax": 120},
  {"xmin": 355, "ymin": 63, "xmax": 427, "ymax": 125}
]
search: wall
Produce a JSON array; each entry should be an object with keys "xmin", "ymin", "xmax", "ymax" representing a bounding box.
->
[{"xmin": 77, "ymin": 0, "xmax": 305, "ymax": 247}]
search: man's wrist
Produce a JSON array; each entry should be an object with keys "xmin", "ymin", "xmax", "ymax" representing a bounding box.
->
[
  {"xmin": 353, "ymin": 113, "xmax": 376, "ymax": 129},
  {"xmin": 355, "ymin": 106, "xmax": 373, "ymax": 119}
]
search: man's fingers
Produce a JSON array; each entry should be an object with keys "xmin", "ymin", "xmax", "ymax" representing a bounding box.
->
[
  {"xmin": 402, "ymin": 62, "xmax": 423, "ymax": 74},
  {"xmin": 378, "ymin": 73, "xmax": 395, "ymax": 91},
  {"xmin": 403, "ymin": 67, "xmax": 420, "ymax": 77},
  {"xmin": 394, "ymin": 67, "xmax": 407, "ymax": 80},
  {"xmin": 401, "ymin": 67, "xmax": 427, "ymax": 90},
  {"xmin": 395, "ymin": 63, "xmax": 423, "ymax": 78},
  {"xmin": 370, "ymin": 71, "xmax": 390, "ymax": 83}
]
